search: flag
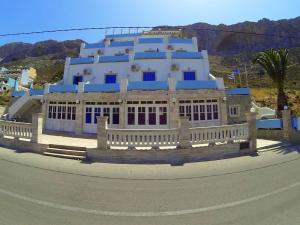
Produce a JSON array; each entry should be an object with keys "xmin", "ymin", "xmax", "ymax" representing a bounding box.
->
[{"xmin": 232, "ymin": 68, "xmax": 240, "ymax": 74}]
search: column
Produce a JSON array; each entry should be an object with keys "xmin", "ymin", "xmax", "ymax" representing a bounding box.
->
[
  {"xmin": 178, "ymin": 116, "xmax": 191, "ymax": 149},
  {"xmin": 97, "ymin": 116, "xmax": 108, "ymax": 150},
  {"xmin": 245, "ymin": 112, "xmax": 257, "ymax": 152},
  {"xmin": 74, "ymin": 100, "xmax": 84, "ymax": 135},
  {"xmin": 31, "ymin": 113, "xmax": 43, "ymax": 143}
]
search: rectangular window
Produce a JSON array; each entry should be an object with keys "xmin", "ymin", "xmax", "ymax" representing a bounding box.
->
[
  {"xmin": 103, "ymin": 108, "xmax": 110, "ymax": 124},
  {"xmin": 193, "ymin": 105, "xmax": 199, "ymax": 121},
  {"xmin": 67, "ymin": 107, "xmax": 72, "ymax": 120},
  {"xmin": 105, "ymin": 74, "xmax": 117, "ymax": 84},
  {"xmin": 94, "ymin": 108, "xmax": 101, "ymax": 124},
  {"xmin": 183, "ymin": 71, "xmax": 196, "ymax": 80},
  {"xmin": 138, "ymin": 107, "xmax": 146, "ymax": 125},
  {"xmin": 207, "ymin": 105, "xmax": 212, "ymax": 120},
  {"xmin": 200, "ymin": 105, "xmax": 206, "ymax": 120},
  {"xmin": 213, "ymin": 104, "xmax": 219, "ymax": 120},
  {"xmin": 229, "ymin": 105, "xmax": 240, "ymax": 117},
  {"xmin": 85, "ymin": 107, "xmax": 92, "ymax": 124},
  {"xmin": 52, "ymin": 106, "xmax": 57, "ymax": 119},
  {"xmin": 159, "ymin": 107, "xmax": 167, "ymax": 125},
  {"xmin": 179, "ymin": 106, "xmax": 185, "ymax": 117},
  {"xmin": 127, "ymin": 107, "xmax": 135, "ymax": 125},
  {"xmin": 186, "ymin": 105, "xmax": 192, "ymax": 121},
  {"xmin": 48, "ymin": 106, "xmax": 52, "ymax": 119},
  {"xmin": 62, "ymin": 106, "xmax": 66, "ymax": 120},
  {"xmin": 143, "ymin": 72, "xmax": 156, "ymax": 81},
  {"xmin": 73, "ymin": 75, "xmax": 83, "ymax": 85},
  {"xmin": 148, "ymin": 107, "xmax": 156, "ymax": 125},
  {"xmin": 72, "ymin": 107, "xmax": 76, "ymax": 120},
  {"xmin": 57, "ymin": 106, "xmax": 62, "ymax": 119},
  {"xmin": 112, "ymin": 108, "xmax": 119, "ymax": 125}
]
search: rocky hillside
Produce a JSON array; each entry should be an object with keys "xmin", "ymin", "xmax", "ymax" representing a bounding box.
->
[{"xmin": 160, "ymin": 17, "xmax": 300, "ymax": 55}]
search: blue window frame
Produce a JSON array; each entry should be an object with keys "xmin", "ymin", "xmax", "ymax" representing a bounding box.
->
[
  {"xmin": 94, "ymin": 108, "xmax": 101, "ymax": 124},
  {"xmin": 143, "ymin": 72, "xmax": 156, "ymax": 81},
  {"xmin": 105, "ymin": 74, "xmax": 117, "ymax": 83},
  {"xmin": 85, "ymin": 107, "xmax": 92, "ymax": 124},
  {"xmin": 183, "ymin": 71, "xmax": 196, "ymax": 80},
  {"xmin": 73, "ymin": 75, "xmax": 83, "ymax": 85}
]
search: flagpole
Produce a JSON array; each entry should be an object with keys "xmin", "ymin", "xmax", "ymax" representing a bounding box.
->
[{"xmin": 245, "ymin": 64, "xmax": 249, "ymax": 87}]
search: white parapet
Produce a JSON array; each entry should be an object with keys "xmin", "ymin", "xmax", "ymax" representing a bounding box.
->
[
  {"xmin": 78, "ymin": 82, "xmax": 84, "ymax": 93},
  {"xmin": 120, "ymin": 78, "xmax": 128, "ymax": 93},
  {"xmin": 168, "ymin": 77, "xmax": 176, "ymax": 91}
]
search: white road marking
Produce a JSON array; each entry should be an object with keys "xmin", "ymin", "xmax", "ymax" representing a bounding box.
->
[{"xmin": 0, "ymin": 181, "xmax": 299, "ymax": 217}]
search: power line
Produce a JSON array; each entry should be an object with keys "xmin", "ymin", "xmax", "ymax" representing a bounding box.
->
[{"xmin": 0, "ymin": 26, "xmax": 300, "ymax": 40}]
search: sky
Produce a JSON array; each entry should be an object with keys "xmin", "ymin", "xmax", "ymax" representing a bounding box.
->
[{"xmin": 0, "ymin": 0, "xmax": 299, "ymax": 45}]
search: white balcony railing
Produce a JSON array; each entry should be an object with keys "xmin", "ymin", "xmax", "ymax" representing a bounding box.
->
[{"xmin": 0, "ymin": 120, "xmax": 33, "ymax": 140}]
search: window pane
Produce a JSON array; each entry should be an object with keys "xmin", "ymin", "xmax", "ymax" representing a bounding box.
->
[
  {"xmin": 57, "ymin": 106, "xmax": 62, "ymax": 119},
  {"xmin": 72, "ymin": 107, "xmax": 76, "ymax": 120},
  {"xmin": 94, "ymin": 108, "xmax": 101, "ymax": 124},
  {"xmin": 183, "ymin": 72, "xmax": 196, "ymax": 80},
  {"xmin": 67, "ymin": 107, "xmax": 72, "ymax": 120},
  {"xmin": 159, "ymin": 107, "xmax": 167, "ymax": 125},
  {"xmin": 127, "ymin": 107, "xmax": 135, "ymax": 125},
  {"xmin": 62, "ymin": 106, "xmax": 66, "ymax": 120},
  {"xmin": 193, "ymin": 105, "xmax": 199, "ymax": 121},
  {"xmin": 113, "ymin": 108, "xmax": 119, "ymax": 124},
  {"xmin": 138, "ymin": 107, "xmax": 146, "ymax": 125},
  {"xmin": 207, "ymin": 105, "xmax": 212, "ymax": 120},
  {"xmin": 85, "ymin": 107, "xmax": 92, "ymax": 124},
  {"xmin": 53, "ymin": 106, "xmax": 57, "ymax": 119},
  {"xmin": 149, "ymin": 107, "xmax": 156, "ymax": 125},
  {"xmin": 105, "ymin": 74, "xmax": 117, "ymax": 84},
  {"xmin": 143, "ymin": 72, "xmax": 156, "ymax": 81},
  {"xmin": 48, "ymin": 106, "xmax": 52, "ymax": 119}
]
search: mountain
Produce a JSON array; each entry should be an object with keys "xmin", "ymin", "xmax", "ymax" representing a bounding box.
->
[
  {"xmin": 0, "ymin": 39, "xmax": 82, "ymax": 63},
  {"xmin": 158, "ymin": 17, "xmax": 300, "ymax": 55}
]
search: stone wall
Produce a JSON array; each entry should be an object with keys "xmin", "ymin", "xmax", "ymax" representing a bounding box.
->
[{"xmin": 87, "ymin": 143, "xmax": 241, "ymax": 164}]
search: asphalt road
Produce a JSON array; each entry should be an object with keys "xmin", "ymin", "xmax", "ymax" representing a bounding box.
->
[{"xmin": 0, "ymin": 145, "xmax": 299, "ymax": 225}]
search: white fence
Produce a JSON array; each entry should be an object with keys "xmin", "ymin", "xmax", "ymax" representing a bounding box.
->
[
  {"xmin": 106, "ymin": 123, "xmax": 249, "ymax": 149},
  {"xmin": 190, "ymin": 123, "xmax": 249, "ymax": 145},
  {"xmin": 107, "ymin": 128, "xmax": 179, "ymax": 148},
  {"xmin": 0, "ymin": 120, "xmax": 33, "ymax": 140}
]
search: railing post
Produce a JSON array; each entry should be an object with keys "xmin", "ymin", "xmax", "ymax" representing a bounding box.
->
[
  {"xmin": 31, "ymin": 113, "xmax": 43, "ymax": 143},
  {"xmin": 97, "ymin": 116, "xmax": 108, "ymax": 150},
  {"xmin": 282, "ymin": 109, "xmax": 292, "ymax": 141},
  {"xmin": 245, "ymin": 112, "xmax": 257, "ymax": 152},
  {"xmin": 178, "ymin": 116, "xmax": 191, "ymax": 149}
]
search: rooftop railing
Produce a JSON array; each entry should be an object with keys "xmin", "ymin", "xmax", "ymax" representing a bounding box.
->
[
  {"xmin": 176, "ymin": 80, "xmax": 217, "ymax": 90},
  {"xmin": 70, "ymin": 57, "xmax": 94, "ymax": 65},
  {"xmin": 99, "ymin": 55, "xmax": 129, "ymax": 63},
  {"xmin": 84, "ymin": 42, "xmax": 105, "ymax": 49},
  {"xmin": 49, "ymin": 84, "xmax": 78, "ymax": 93},
  {"xmin": 172, "ymin": 52, "xmax": 203, "ymax": 59},
  {"xmin": 84, "ymin": 83, "xmax": 120, "ymax": 93},
  {"xmin": 135, "ymin": 52, "xmax": 167, "ymax": 60}
]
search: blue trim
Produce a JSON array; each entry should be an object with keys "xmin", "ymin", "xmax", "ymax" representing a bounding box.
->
[
  {"xmin": 256, "ymin": 119, "xmax": 283, "ymax": 129},
  {"xmin": 49, "ymin": 85, "xmax": 78, "ymax": 93},
  {"xmin": 138, "ymin": 38, "xmax": 164, "ymax": 44},
  {"xmin": 85, "ymin": 42, "xmax": 105, "ymax": 49},
  {"xmin": 135, "ymin": 52, "xmax": 166, "ymax": 60},
  {"xmin": 84, "ymin": 83, "xmax": 120, "ymax": 93},
  {"xmin": 105, "ymin": 33, "xmax": 141, "ymax": 38},
  {"xmin": 70, "ymin": 57, "xmax": 94, "ymax": 65},
  {"xmin": 12, "ymin": 91, "xmax": 26, "ymax": 97},
  {"xmin": 110, "ymin": 41, "xmax": 134, "ymax": 47},
  {"xmin": 226, "ymin": 88, "xmax": 250, "ymax": 95},
  {"xmin": 176, "ymin": 80, "xmax": 217, "ymax": 90},
  {"xmin": 29, "ymin": 89, "xmax": 44, "ymax": 96},
  {"xmin": 169, "ymin": 38, "xmax": 193, "ymax": 44},
  {"xmin": 99, "ymin": 55, "xmax": 129, "ymax": 63},
  {"xmin": 128, "ymin": 81, "xmax": 168, "ymax": 91},
  {"xmin": 172, "ymin": 52, "xmax": 203, "ymax": 59}
]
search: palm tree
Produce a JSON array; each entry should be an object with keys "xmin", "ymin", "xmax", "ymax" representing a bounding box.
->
[{"xmin": 253, "ymin": 48, "xmax": 289, "ymax": 118}]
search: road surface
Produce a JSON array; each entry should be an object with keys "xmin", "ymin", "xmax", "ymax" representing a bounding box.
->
[{"xmin": 0, "ymin": 144, "xmax": 299, "ymax": 225}]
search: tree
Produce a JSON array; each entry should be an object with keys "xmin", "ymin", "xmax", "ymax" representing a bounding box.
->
[{"xmin": 253, "ymin": 48, "xmax": 289, "ymax": 118}]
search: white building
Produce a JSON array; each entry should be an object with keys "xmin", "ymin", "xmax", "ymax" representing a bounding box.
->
[{"xmin": 8, "ymin": 31, "xmax": 251, "ymax": 133}]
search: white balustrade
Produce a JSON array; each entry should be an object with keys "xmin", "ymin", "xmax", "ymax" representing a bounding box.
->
[
  {"xmin": 107, "ymin": 128, "xmax": 179, "ymax": 148},
  {"xmin": 0, "ymin": 120, "xmax": 33, "ymax": 140},
  {"xmin": 106, "ymin": 123, "xmax": 249, "ymax": 149},
  {"xmin": 190, "ymin": 123, "xmax": 249, "ymax": 145}
]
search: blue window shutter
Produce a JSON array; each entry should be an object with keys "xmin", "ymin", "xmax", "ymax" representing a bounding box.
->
[
  {"xmin": 143, "ymin": 72, "xmax": 156, "ymax": 81},
  {"xmin": 183, "ymin": 72, "xmax": 196, "ymax": 80},
  {"xmin": 105, "ymin": 74, "xmax": 117, "ymax": 83},
  {"xmin": 73, "ymin": 75, "xmax": 83, "ymax": 85}
]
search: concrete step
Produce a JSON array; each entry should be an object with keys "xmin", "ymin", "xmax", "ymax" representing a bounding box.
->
[
  {"xmin": 48, "ymin": 144, "xmax": 86, "ymax": 151},
  {"xmin": 43, "ymin": 152, "xmax": 86, "ymax": 160},
  {"xmin": 257, "ymin": 143, "xmax": 292, "ymax": 152},
  {"xmin": 46, "ymin": 147, "xmax": 86, "ymax": 156}
]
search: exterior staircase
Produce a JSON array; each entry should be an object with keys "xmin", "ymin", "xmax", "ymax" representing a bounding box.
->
[{"xmin": 44, "ymin": 144, "xmax": 87, "ymax": 160}]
